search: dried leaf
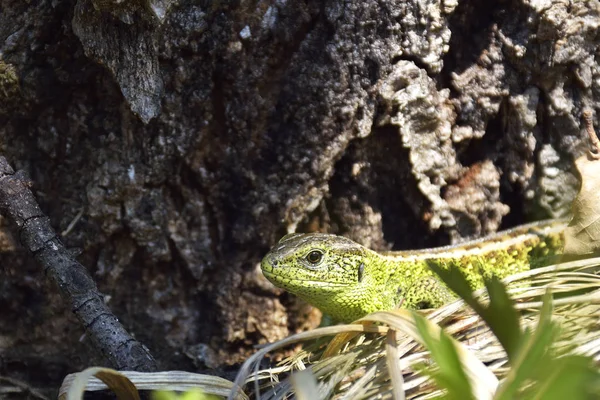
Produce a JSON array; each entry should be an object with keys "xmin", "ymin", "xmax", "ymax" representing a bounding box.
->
[
  {"xmin": 60, "ymin": 369, "xmax": 247, "ymax": 400},
  {"xmin": 564, "ymin": 154, "xmax": 600, "ymax": 255},
  {"xmin": 60, "ymin": 367, "xmax": 140, "ymax": 400}
]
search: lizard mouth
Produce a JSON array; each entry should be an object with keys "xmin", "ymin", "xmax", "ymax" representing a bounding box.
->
[{"xmin": 261, "ymin": 269, "xmax": 350, "ymax": 288}]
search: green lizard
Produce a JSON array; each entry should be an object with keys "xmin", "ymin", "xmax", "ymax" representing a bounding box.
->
[{"xmin": 261, "ymin": 220, "xmax": 567, "ymax": 322}]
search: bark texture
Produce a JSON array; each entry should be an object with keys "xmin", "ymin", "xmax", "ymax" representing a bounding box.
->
[
  {"xmin": 0, "ymin": 157, "xmax": 157, "ymax": 372},
  {"xmin": 0, "ymin": 0, "xmax": 596, "ymax": 394}
]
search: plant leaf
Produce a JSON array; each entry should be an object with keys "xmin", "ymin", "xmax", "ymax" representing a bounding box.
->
[
  {"xmin": 428, "ymin": 262, "xmax": 522, "ymax": 362},
  {"xmin": 414, "ymin": 313, "xmax": 475, "ymax": 400},
  {"xmin": 564, "ymin": 153, "xmax": 600, "ymax": 256}
]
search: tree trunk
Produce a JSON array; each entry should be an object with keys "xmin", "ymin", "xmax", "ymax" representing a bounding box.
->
[{"xmin": 0, "ymin": 0, "xmax": 593, "ymax": 394}]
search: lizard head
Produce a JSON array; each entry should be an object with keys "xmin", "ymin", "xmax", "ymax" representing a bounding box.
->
[{"xmin": 261, "ymin": 233, "xmax": 386, "ymax": 322}]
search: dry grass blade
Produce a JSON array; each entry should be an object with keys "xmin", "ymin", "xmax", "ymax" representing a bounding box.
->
[
  {"xmin": 291, "ymin": 369, "xmax": 320, "ymax": 400},
  {"xmin": 385, "ymin": 329, "xmax": 405, "ymax": 400},
  {"xmin": 360, "ymin": 311, "xmax": 498, "ymax": 399},
  {"xmin": 59, "ymin": 370, "xmax": 248, "ymax": 400},
  {"xmin": 60, "ymin": 368, "xmax": 140, "ymax": 400},
  {"xmin": 228, "ymin": 323, "xmax": 387, "ymax": 400},
  {"xmin": 234, "ymin": 256, "xmax": 600, "ymax": 399},
  {"xmin": 338, "ymin": 365, "xmax": 377, "ymax": 400}
]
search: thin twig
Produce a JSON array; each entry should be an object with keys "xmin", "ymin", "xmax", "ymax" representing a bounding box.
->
[
  {"xmin": 582, "ymin": 109, "xmax": 600, "ymax": 159},
  {"xmin": 0, "ymin": 157, "xmax": 157, "ymax": 372},
  {"xmin": 0, "ymin": 375, "xmax": 50, "ymax": 400},
  {"xmin": 61, "ymin": 207, "xmax": 85, "ymax": 237}
]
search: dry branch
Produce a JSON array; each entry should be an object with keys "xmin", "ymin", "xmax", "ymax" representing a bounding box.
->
[{"xmin": 0, "ymin": 156, "xmax": 157, "ymax": 372}]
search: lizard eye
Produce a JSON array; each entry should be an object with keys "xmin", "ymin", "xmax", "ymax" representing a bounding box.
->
[{"xmin": 306, "ymin": 250, "xmax": 323, "ymax": 264}]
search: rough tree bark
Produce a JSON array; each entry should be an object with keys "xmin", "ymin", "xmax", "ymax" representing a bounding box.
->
[
  {"xmin": 0, "ymin": 157, "xmax": 158, "ymax": 372},
  {"xmin": 0, "ymin": 0, "xmax": 596, "ymax": 395}
]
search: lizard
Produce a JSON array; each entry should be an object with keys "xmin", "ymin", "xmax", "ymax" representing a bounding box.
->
[{"xmin": 260, "ymin": 219, "xmax": 567, "ymax": 323}]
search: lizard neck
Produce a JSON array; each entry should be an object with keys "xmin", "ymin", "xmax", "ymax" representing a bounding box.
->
[{"xmin": 317, "ymin": 251, "xmax": 407, "ymax": 322}]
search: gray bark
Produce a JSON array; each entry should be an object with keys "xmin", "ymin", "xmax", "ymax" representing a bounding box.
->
[{"xmin": 0, "ymin": 0, "xmax": 594, "ymax": 394}]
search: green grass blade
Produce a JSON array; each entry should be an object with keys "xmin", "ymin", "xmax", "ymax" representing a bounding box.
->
[
  {"xmin": 428, "ymin": 262, "xmax": 523, "ymax": 362},
  {"xmin": 527, "ymin": 355, "xmax": 600, "ymax": 400},
  {"xmin": 482, "ymin": 276, "xmax": 521, "ymax": 361},
  {"xmin": 414, "ymin": 313, "xmax": 475, "ymax": 400},
  {"xmin": 494, "ymin": 294, "xmax": 558, "ymax": 400}
]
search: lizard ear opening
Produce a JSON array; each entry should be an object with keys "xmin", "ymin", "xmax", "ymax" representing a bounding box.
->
[
  {"xmin": 358, "ymin": 263, "xmax": 364, "ymax": 282},
  {"xmin": 415, "ymin": 301, "xmax": 432, "ymax": 310}
]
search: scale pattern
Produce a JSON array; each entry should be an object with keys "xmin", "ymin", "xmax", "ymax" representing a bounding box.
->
[{"xmin": 261, "ymin": 220, "xmax": 567, "ymax": 322}]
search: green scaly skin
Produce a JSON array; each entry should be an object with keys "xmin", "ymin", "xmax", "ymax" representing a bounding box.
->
[{"xmin": 261, "ymin": 219, "xmax": 567, "ymax": 322}]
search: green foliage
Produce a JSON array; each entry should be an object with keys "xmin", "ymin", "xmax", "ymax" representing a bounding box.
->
[
  {"xmin": 428, "ymin": 262, "xmax": 521, "ymax": 361},
  {"xmin": 424, "ymin": 263, "xmax": 600, "ymax": 399},
  {"xmin": 152, "ymin": 389, "xmax": 222, "ymax": 400},
  {"xmin": 414, "ymin": 314, "xmax": 475, "ymax": 400}
]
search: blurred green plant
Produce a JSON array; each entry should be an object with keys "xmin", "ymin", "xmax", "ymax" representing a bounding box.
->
[
  {"xmin": 152, "ymin": 388, "xmax": 222, "ymax": 400},
  {"xmin": 425, "ymin": 262, "xmax": 600, "ymax": 399}
]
